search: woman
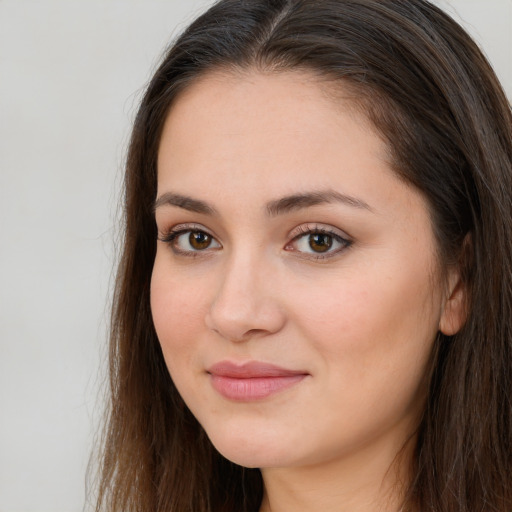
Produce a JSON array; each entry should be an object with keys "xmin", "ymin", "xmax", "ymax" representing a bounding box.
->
[{"xmin": 95, "ymin": 1, "xmax": 512, "ymax": 511}]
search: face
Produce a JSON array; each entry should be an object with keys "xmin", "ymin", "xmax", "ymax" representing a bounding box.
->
[{"xmin": 151, "ymin": 70, "xmax": 459, "ymax": 470}]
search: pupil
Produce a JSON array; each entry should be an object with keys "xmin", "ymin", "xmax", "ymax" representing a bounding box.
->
[
  {"xmin": 189, "ymin": 231, "xmax": 211, "ymax": 250},
  {"xmin": 309, "ymin": 233, "xmax": 332, "ymax": 253}
]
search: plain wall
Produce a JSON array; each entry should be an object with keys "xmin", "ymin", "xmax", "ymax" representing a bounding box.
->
[{"xmin": 0, "ymin": 1, "xmax": 510, "ymax": 511}]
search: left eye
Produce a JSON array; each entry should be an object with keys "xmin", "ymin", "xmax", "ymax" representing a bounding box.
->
[{"xmin": 288, "ymin": 230, "xmax": 350, "ymax": 256}]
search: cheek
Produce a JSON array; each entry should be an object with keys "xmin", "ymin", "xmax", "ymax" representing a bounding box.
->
[
  {"xmin": 150, "ymin": 257, "xmax": 210, "ymax": 366},
  {"xmin": 286, "ymin": 268, "xmax": 438, "ymax": 441},
  {"xmin": 286, "ymin": 260, "xmax": 439, "ymax": 382}
]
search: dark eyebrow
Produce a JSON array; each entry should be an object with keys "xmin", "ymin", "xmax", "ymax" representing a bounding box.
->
[
  {"xmin": 153, "ymin": 192, "xmax": 217, "ymax": 215},
  {"xmin": 153, "ymin": 189, "xmax": 372, "ymax": 217},
  {"xmin": 266, "ymin": 189, "xmax": 373, "ymax": 216}
]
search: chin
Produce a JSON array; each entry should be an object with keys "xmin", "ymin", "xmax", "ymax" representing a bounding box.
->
[
  {"xmin": 204, "ymin": 422, "xmax": 299, "ymax": 469},
  {"xmin": 214, "ymin": 443, "xmax": 291, "ymax": 469}
]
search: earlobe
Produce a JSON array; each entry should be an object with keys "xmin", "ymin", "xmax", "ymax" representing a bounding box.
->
[{"xmin": 438, "ymin": 269, "xmax": 467, "ymax": 336}]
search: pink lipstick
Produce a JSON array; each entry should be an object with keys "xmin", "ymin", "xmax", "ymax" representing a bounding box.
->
[{"xmin": 207, "ymin": 361, "xmax": 308, "ymax": 401}]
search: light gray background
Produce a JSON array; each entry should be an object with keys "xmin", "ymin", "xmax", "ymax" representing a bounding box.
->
[{"xmin": 0, "ymin": 1, "xmax": 510, "ymax": 511}]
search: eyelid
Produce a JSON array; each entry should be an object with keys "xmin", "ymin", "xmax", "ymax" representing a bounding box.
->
[
  {"xmin": 157, "ymin": 223, "xmax": 222, "ymax": 255},
  {"xmin": 158, "ymin": 222, "xmax": 217, "ymax": 238},
  {"xmin": 287, "ymin": 222, "xmax": 352, "ymax": 242},
  {"xmin": 285, "ymin": 223, "xmax": 353, "ymax": 260}
]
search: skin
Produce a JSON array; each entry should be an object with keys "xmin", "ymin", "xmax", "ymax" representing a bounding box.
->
[{"xmin": 151, "ymin": 70, "xmax": 465, "ymax": 512}]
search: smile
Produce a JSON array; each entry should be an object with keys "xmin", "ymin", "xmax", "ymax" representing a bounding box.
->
[{"xmin": 207, "ymin": 361, "xmax": 308, "ymax": 401}]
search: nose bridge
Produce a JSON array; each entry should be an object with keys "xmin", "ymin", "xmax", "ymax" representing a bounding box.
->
[
  {"xmin": 205, "ymin": 244, "xmax": 284, "ymax": 341},
  {"xmin": 223, "ymin": 246, "xmax": 260, "ymax": 296}
]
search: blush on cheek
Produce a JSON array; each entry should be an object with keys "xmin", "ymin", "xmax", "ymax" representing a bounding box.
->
[{"xmin": 150, "ymin": 274, "xmax": 209, "ymax": 374}]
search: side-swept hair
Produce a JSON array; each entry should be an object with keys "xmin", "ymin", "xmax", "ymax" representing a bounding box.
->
[{"xmin": 95, "ymin": 1, "xmax": 512, "ymax": 511}]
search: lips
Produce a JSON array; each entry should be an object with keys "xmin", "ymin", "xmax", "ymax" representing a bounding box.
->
[{"xmin": 207, "ymin": 361, "xmax": 308, "ymax": 401}]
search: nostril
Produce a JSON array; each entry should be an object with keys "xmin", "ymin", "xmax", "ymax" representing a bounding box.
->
[
  {"xmin": 246, "ymin": 328, "xmax": 267, "ymax": 337},
  {"xmin": 210, "ymin": 327, "xmax": 270, "ymax": 343}
]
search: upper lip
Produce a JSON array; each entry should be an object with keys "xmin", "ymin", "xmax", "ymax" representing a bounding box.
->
[{"xmin": 207, "ymin": 361, "xmax": 308, "ymax": 378}]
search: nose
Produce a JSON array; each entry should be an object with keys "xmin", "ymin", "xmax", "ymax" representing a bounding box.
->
[{"xmin": 205, "ymin": 252, "xmax": 286, "ymax": 342}]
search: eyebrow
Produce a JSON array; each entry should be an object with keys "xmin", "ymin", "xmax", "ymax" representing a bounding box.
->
[
  {"xmin": 266, "ymin": 189, "xmax": 373, "ymax": 216},
  {"xmin": 153, "ymin": 192, "xmax": 217, "ymax": 215},
  {"xmin": 153, "ymin": 189, "xmax": 373, "ymax": 216}
]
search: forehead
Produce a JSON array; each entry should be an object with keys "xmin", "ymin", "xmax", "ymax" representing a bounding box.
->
[{"xmin": 157, "ymin": 70, "xmax": 391, "ymax": 195}]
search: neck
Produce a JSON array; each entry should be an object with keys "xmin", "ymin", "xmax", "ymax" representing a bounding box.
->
[{"xmin": 259, "ymin": 432, "xmax": 415, "ymax": 512}]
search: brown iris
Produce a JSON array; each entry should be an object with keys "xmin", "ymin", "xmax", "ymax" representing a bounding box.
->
[
  {"xmin": 189, "ymin": 231, "xmax": 212, "ymax": 250},
  {"xmin": 309, "ymin": 233, "xmax": 333, "ymax": 253}
]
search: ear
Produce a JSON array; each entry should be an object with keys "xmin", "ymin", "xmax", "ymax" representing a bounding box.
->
[{"xmin": 438, "ymin": 259, "xmax": 468, "ymax": 336}]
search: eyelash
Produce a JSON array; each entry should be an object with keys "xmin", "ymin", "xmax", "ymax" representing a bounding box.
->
[
  {"xmin": 157, "ymin": 223, "xmax": 352, "ymax": 260},
  {"xmin": 286, "ymin": 224, "xmax": 352, "ymax": 260},
  {"xmin": 157, "ymin": 224, "xmax": 220, "ymax": 258}
]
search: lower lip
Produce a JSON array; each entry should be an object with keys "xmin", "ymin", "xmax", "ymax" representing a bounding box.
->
[{"xmin": 209, "ymin": 374, "xmax": 306, "ymax": 401}]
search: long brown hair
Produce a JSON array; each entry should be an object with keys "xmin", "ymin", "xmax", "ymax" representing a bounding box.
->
[{"xmin": 94, "ymin": 1, "xmax": 512, "ymax": 510}]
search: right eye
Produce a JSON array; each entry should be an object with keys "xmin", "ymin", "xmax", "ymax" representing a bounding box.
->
[{"xmin": 159, "ymin": 228, "xmax": 222, "ymax": 255}]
